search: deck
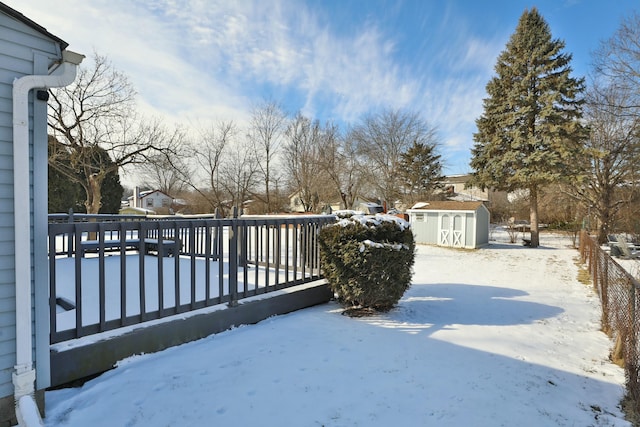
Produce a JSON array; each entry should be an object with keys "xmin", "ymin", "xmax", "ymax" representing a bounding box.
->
[{"xmin": 48, "ymin": 213, "xmax": 334, "ymax": 385}]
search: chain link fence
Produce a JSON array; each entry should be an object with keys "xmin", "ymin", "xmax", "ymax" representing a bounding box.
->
[{"xmin": 579, "ymin": 230, "xmax": 640, "ymax": 415}]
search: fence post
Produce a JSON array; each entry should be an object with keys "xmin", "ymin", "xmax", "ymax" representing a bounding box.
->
[
  {"xmin": 237, "ymin": 209, "xmax": 247, "ymax": 269},
  {"xmin": 301, "ymin": 222, "xmax": 317, "ymax": 272},
  {"xmin": 228, "ymin": 207, "xmax": 239, "ymax": 307},
  {"xmin": 602, "ymin": 248, "xmax": 609, "ymax": 331},
  {"xmin": 212, "ymin": 208, "xmax": 220, "ymax": 260},
  {"xmin": 630, "ymin": 282, "xmax": 640, "ymax": 409},
  {"xmin": 66, "ymin": 208, "xmax": 74, "ymax": 257}
]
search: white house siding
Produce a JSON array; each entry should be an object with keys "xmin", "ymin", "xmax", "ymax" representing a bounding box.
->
[
  {"xmin": 143, "ymin": 194, "xmax": 171, "ymax": 209},
  {"xmin": 0, "ymin": 6, "xmax": 64, "ymax": 419},
  {"xmin": 131, "ymin": 190, "xmax": 173, "ymax": 213}
]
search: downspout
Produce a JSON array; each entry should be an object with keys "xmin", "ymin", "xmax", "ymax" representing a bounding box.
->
[{"xmin": 12, "ymin": 50, "xmax": 84, "ymax": 426}]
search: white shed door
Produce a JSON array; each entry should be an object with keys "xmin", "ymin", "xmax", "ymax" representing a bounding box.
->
[
  {"xmin": 439, "ymin": 214, "xmax": 451, "ymax": 245},
  {"xmin": 438, "ymin": 213, "xmax": 465, "ymax": 247}
]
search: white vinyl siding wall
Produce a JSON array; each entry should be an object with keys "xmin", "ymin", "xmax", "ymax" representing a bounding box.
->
[{"xmin": 0, "ymin": 10, "xmax": 61, "ymax": 398}]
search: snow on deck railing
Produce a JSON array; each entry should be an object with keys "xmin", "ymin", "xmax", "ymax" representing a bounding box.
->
[{"xmin": 48, "ymin": 214, "xmax": 335, "ymax": 344}]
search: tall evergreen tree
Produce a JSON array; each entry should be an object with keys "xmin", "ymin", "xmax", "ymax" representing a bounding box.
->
[
  {"xmin": 398, "ymin": 141, "xmax": 444, "ymax": 205},
  {"xmin": 470, "ymin": 8, "xmax": 587, "ymax": 247}
]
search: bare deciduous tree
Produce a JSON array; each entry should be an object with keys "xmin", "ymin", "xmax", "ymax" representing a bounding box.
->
[
  {"xmin": 248, "ymin": 100, "xmax": 287, "ymax": 213},
  {"xmin": 47, "ymin": 53, "xmax": 181, "ymax": 214},
  {"xmin": 593, "ymin": 12, "xmax": 640, "ymax": 110},
  {"xmin": 317, "ymin": 128, "xmax": 364, "ymax": 210},
  {"xmin": 571, "ymin": 84, "xmax": 640, "ymax": 243},
  {"xmin": 188, "ymin": 121, "xmax": 237, "ymax": 214},
  {"xmin": 139, "ymin": 147, "xmax": 190, "ymax": 196},
  {"xmin": 283, "ymin": 114, "xmax": 330, "ymax": 213},
  {"xmin": 352, "ymin": 109, "xmax": 439, "ymax": 208},
  {"xmin": 221, "ymin": 137, "xmax": 260, "ymax": 213},
  {"xmin": 574, "ymin": 14, "xmax": 640, "ymax": 243}
]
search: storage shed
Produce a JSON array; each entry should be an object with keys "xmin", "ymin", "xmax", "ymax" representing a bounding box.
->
[{"xmin": 407, "ymin": 201, "xmax": 490, "ymax": 249}]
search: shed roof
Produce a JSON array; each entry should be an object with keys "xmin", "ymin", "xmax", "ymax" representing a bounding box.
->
[
  {"xmin": 408, "ymin": 201, "xmax": 486, "ymax": 211},
  {"xmin": 0, "ymin": 2, "xmax": 68, "ymax": 49}
]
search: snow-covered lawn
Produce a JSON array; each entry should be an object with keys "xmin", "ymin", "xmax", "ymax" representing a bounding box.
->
[{"xmin": 44, "ymin": 233, "xmax": 631, "ymax": 426}]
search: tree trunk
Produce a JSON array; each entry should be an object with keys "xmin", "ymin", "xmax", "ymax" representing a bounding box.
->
[
  {"xmin": 597, "ymin": 209, "xmax": 611, "ymax": 245},
  {"xmin": 265, "ymin": 160, "xmax": 271, "ymax": 213},
  {"xmin": 596, "ymin": 192, "xmax": 612, "ymax": 245},
  {"xmin": 85, "ymin": 173, "xmax": 103, "ymax": 214},
  {"xmin": 340, "ymin": 192, "xmax": 348, "ymax": 210},
  {"xmin": 529, "ymin": 186, "xmax": 539, "ymax": 248}
]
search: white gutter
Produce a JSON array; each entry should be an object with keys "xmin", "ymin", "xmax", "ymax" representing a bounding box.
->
[{"xmin": 12, "ymin": 50, "xmax": 84, "ymax": 427}]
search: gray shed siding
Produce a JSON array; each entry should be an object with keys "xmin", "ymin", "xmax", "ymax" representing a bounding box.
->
[
  {"xmin": 409, "ymin": 211, "xmax": 439, "ymax": 245},
  {"xmin": 409, "ymin": 203, "xmax": 490, "ymax": 249},
  {"xmin": 0, "ymin": 9, "xmax": 62, "ymax": 400},
  {"xmin": 464, "ymin": 212, "xmax": 475, "ymax": 247},
  {"xmin": 475, "ymin": 206, "xmax": 490, "ymax": 246}
]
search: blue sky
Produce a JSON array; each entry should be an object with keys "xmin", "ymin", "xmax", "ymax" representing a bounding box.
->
[{"xmin": 8, "ymin": 0, "xmax": 638, "ymax": 176}]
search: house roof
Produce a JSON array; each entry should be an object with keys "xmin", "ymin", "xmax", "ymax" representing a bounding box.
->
[
  {"xmin": 408, "ymin": 201, "xmax": 486, "ymax": 211},
  {"xmin": 0, "ymin": 2, "xmax": 69, "ymax": 50},
  {"xmin": 128, "ymin": 190, "xmax": 173, "ymax": 200},
  {"xmin": 119, "ymin": 206, "xmax": 156, "ymax": 215},
  {"xmin": 140, "ymin": 190, "xmax": 172, "ymax": 199},
  {"xmin": 442, "ymin": 174, "xmax": 471, "ymax": 184}
]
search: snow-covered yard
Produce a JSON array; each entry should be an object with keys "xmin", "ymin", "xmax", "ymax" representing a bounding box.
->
[{"xmin": 44, "ymin": 232, "xmax": 630, "ymax": 426}]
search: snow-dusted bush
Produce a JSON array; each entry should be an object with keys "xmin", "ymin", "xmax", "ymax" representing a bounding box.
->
[{"xmin": 319, "ymin": 213, "xmax": 415, "ymax": 313}]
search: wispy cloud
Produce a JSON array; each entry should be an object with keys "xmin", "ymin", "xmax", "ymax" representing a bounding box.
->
[{"xmin": 5, "ymin": 0, "xmax": 550, "ymax": 174}]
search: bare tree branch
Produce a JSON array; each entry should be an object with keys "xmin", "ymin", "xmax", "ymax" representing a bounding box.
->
[
  {"xmin": 248, "ymin": 100, "xmax": 287, "ymax": 212},
  {"xmin": 48, "ymin": 52, "xmax": 181, "ymax": 213}
]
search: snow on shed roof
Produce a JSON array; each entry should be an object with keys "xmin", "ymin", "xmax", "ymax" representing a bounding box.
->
[{"xmin": 408, "ymin": 201, "xmax": 486, "ymax": 211}]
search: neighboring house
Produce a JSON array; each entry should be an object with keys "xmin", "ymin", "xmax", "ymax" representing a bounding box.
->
[
  {"xmin": 289, "ymin": 192, "xmax": 305, "ymax": 213},
  {"xmin": 357, "ymin": 202, "xmax": 384, "ymax": 214},
  {"xmin": 407, "ymin": 201, "xmax": 490, "ymax": 249},
  {"xmin": 119, "ymin": 206, "xmax": 157, "ymax": 216},
  {"xmin": 128, "ymin": 188, "xmax": 174, "ymax": 214},
  {"xmin": 288, "ymin": 190, "xmax": 338, "ymax": 214},
  {"xmin": 440, "ymin": 174, "xmax": 508, "ymax": 206},
  {"xmin": 0, "ymin": 3, "xmax": 82, "ymax": 424}
]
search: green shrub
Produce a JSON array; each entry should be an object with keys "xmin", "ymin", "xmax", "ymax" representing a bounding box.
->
[{"xmin": 319, "ymin": 214, "xmax": 415, "ymax": 313}]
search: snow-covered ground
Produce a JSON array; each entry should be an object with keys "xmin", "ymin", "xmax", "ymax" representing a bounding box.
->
[{"xmin": 44, "ymin": 231, "xmax": 631, "ymax": 426}]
